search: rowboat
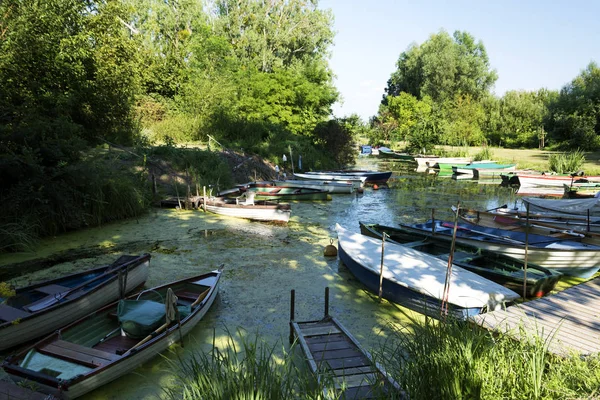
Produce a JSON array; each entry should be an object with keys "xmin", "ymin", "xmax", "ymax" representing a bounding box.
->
[
  {"xmin": 399, "ymin": 219, "xmax": 600, "ymax": 278},
  {"xmin": 336, "ymin": 224, "xmax": 519, "ymax": 320},
  {"xmin": 294, "ymin": 172, "xmax": 367, "ymax": 185},
  {"xmin": 0, "ymin": 254, "xmax": 151, "ymax": 351},
  {"xmin": 515, "ymin": 174, "xmax": 600, "ymax": 196},
  {"xmin": 359, "ymin": 222, "xmax": 562, "ymax": 298},
  {"xmin": 416, "ymin": 156, "xmax": 471, "ymax": 168},
  {"xmin": 564, "ymin": 183, "xmax": 600, "ymax": 198},
  {"xmin": 2, "ymin": 268, "xmax": 222, "ymax": 399},
  {"xmin": 491, "ymin": 206, "xmax": 600, "ymax": 234},
  {"xmin": 377, "ymin": 146, "xmax": 414, "ymax": 160},
  {"xmin": 244, "ymin": 186, "xmax": 332, "ymax": 201},
  {"xmin": 295, "ymin": 170, "xmax": 392, "ymax": 184},
  {"xmin": 271, "ymin": 179, "xmax": 356, "ymax": 193},
  {"xmin": 198, "ymin": 196, "xmax": 291, "ymax": 223},
  {"xmin": 289, "ymin": 288, "xmax": 406, "ymax": 399},
  {"xmin": 452, "ymin": 163, "xmax": 516, "ymax": 177},
  {"xmin": 521, "ymin": 197, "xmax": 600, "ymax": 217},
  {"xmin": 457, "ymin": 207, "xmax": 600, "ymax": 244}
]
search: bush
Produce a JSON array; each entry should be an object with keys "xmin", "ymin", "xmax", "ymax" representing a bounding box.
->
[{"xmin": 548, "ymin": 149, "xmax": 585, "ymax": 173}]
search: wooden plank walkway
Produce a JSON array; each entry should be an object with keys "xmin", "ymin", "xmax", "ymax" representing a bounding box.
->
[
  {"xmin": 471, "ymin": 277, "xmax": 600, "ymax": 356},
  {"xmin": 289, "ymin": 288, "xmax": 406, "ymax": 399}
]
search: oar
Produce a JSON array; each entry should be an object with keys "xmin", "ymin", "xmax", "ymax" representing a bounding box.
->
[
  {"xmin": 486, "ymin": 204, "xmax": 507, "ymax": 212},
  {"xmin": 440, "ymin": 222, "xmax": 524, "ymax": 245}
]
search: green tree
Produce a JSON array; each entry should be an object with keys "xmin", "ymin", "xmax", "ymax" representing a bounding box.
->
[
  {"xmin": 384, "ymin": 30, "xmax": 497, "ymax": 104},
  {"xmin": 312, "ymin": 118, "xmax": 356, "ymax": 167},
  {"xmin": 547, "ymin": 62, "xmax": 600, "ymax": 150},
  {"xmin": 386, "ymin": 93, "xmax": 433, "ymax": 143}
]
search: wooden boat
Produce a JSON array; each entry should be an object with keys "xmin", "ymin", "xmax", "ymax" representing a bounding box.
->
[
  {"xmin": 2, "ymin": 268, "xmax": 222, "ymax": 399},
  {"xmin": 294, "ymin": 172, "xmax": 367, "ymax": 185},
  {"xmin": 377, "ymin": 146, "xmax": 414, "ymax": 160},
  {"xmin": 492, "ymin": 206, "xmax": 600, "ymax": 234},
  {"xmin": 245, "ymin": 186, "xmax": 332, "ymax": 201},
  {"xmin": 295, "ymin": 170, "xmax": 392, "ymax": 184},
  {"xmin": 564, "ymin": 183, "xmax": 600, "ymax": 198},
  {"xmin": 515, "ymin": 173, "xmax": 600, "ymax": 196},
  {"xmin": 521, "ymin": 197, "xmax": 600, "ymax": 217},
  {"xmin": 457, "ymin": 207, "xmax": 600, "ymax": 245},
  {"xmin": 0, "ymin": 254, "xmax": 151, "ymax": 351},
  {"xmin": 271, "ymin": 179, "xmax": 356, "ymax": 193},
  {"xmin": 336, "ymin": 224, "xmax": 519, "ymax": 320},
  {"xmin": 452, "ymin": 163, "xmax": 516, "ymax": 177},
  {"xmin": 359, "ymin": 222, "xmax": 562, "ymax": 298},
  {"xmin": 415, "ymin": 156, "xmax": 471, "ymax": 168},
  {"xmin": 198, "ymin": 196, "xmax": 291, "ymax": 223},
  {"xmin": 399, "ymin": 219, "xmax": 600, "ymax": 278},
  {"xmin": 289, "ymin": 287, "xmax": 406, "ymax": 399}
]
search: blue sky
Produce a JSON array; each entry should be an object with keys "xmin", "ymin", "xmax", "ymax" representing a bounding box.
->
[{"xmin": 319, "ymin": 0, "xmax": 600, "ymax": 121}]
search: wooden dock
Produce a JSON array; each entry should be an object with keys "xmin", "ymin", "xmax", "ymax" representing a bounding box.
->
[
  {"xmin": 289, "ymin": 288, "xmax": 405, "ymax": 399},
  {"xmin": 471, "ymin": 277, "xmax": 600, "ymax": 356}
]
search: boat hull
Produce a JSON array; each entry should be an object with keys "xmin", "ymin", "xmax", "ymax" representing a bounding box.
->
[
  {"xmin": 202, "ymin": 198, "xmax": 291, "ymax": 223},
  {"xmin": 0, "ymin": 255, "xmax": 150, "ymax": 351},
  {"xmin": 400, "ymin": 222, "xmax": 600, "ymax": 278}
]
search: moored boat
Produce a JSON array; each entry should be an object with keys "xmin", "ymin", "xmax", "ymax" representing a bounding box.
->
[
  {"xmin": 2, "ymin": 268, "xmax": 222, "ymax": 399},
  {"xmin": 295, "ymin": 170, "xmax": 392, "ymax": 184},
  {"xmin": 336, "ymin": 224, "xmax": 519, "ymax": 320},
  {"xmin": 199, "ymin": 196, "xmax": 291, "ymax": 223},
  {"xmin": 418, "ymin": 156, "xmax": 471, "ymax": 168},
  {"xmin": 245, "ymin": 185, "xmax": 332, "ymax": 201},
  {"xmin": 452, "ymin": 163, "xmax": 516, "ymax": 177},
  {"xmin": 359, "ymin": 222, "xmax": 562, "ymax": 298},
  {"xmin": 0, "ymin": 254, "xmax": 151, "ymax": 351},
  {"xmin": 271, "ymin": 179, "xmax": 356, "ymax": 193},
  {"xmin": 377, "ymin": 147, "xmax": 414, "ymax": 160},
  {"xmin": 399, "ymin": 219, "xmax": 600, "ymax": 278},
  {"xmin": 564, "ymin": 183, "xmax": 600, "ymax": 198}
]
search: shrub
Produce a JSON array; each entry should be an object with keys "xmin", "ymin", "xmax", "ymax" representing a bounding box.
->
[{"xmin": 548, "ymin": 149, "xmax": 585, "ymax": 173}]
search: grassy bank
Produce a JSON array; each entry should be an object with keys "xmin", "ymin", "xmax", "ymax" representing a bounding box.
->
[{"xmin": 166, "ymin": 320, "xmax": 600, "ymax": 400}]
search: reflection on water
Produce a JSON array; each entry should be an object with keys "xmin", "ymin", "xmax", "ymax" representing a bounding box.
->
[{"xmin": 0, "ymin": 157, "xmax": 518, "ymax": 399}]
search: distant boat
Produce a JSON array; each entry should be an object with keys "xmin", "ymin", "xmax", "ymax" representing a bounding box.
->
[
  {"xmin": 2, "ymin": 269, "xmax": 222, "ymax": 399},
  {"xmin": 515, "ymin": 173, "xmax": 600, "ymax": 196},
  {"xmin": 564, "ymin": 183, "xmax": 600, "ymax": 198},
  {"xmin": 415, "ymin": 156, "xmax": 471, "ymax": 168},
  {"xmin": 0, "ymin": 254, "xmax": 151, "ymax": 351},
  {"xmin": 452, "ymin": 163, "xmax": 516, "ymax": 177},
  {"xmin": 399, "ymin": 219, "xmax": 600, "ymax": 278},
  {"xmin": 359, "ymin": 222, "xmax": 562, "ymax": 299},
  {"xmin": 358, "ymin": 144, "xmax": 372, "ymax": 157},
  {"xmin": 336, "ymin": 224, "xmax": 519, "ymax": 320},
  {"xmin": 377, "ymin": 147, "xmax": 414, "ymax": 160},
  {"xmin": 245, "ymin": 186, "xmax": 331, "ymax": 201},
  {"xmin": 295, "ymin": 170, "xmax": 392, "ymax": 184},
  {"xmin": 199, "ymin": 196, "xmax": 291, "ymax": 223},
  {"xmin": 262, "ymin": 179, "xmax": 356, "ymax": 193}
]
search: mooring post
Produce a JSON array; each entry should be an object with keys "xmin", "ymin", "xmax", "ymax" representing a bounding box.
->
[
  {"xmin": 431, "ymin": 208, "xmax": 436, "ymax": 234},
  {"xmin": 379, "ymin": 232, "xmax": 387, "ymax": 301},
  {"xmin": 289, "ymin": 289, "xmax": 295, "ymax": 344},
  {"xmin": 324, "ymin": 287, "xmax": 329, "ymax": 318},
  {"xmin": 203, "ymin": 186, "xmax": 207, "ymax": 212}
]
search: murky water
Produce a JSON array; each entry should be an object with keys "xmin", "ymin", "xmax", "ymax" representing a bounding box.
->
[{"xmin": 0, "ymin": 158, "xmax": 518, "ymax": 399}]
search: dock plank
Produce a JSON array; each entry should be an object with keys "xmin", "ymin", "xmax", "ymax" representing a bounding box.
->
[{"xmin": 472, "ymin": 277, "xmax": 600, "ymax": 356}]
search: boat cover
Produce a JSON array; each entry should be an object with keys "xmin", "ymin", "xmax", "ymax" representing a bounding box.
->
[{"xmin": 522, "ymin": 197, "xmax": 600, "ymax": 216}]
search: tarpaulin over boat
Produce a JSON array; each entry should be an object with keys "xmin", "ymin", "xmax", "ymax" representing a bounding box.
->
[
  {"xmin": 522, "ymin": 197, "xmax": 600, "ymax": 216},
  {"xmin": 118, "ymin": 300, "xmax": 166, "ymax": 339}
]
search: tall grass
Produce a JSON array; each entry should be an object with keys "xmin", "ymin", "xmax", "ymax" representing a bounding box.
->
[
  {"xmin": 548, "ymin": 149, "xmax": 586, "ymax": 173},
  {"xmin": 377, "ymin": 317, "xmax": 600, "ymax": 400},
  {"xmin": 473, "ymin": 147, "xmax": 494, "ymax": 161}
]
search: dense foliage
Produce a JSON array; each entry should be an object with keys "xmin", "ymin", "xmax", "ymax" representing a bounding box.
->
[
  {"xmin": 0, "ymin": 0, "xmax": 344, "ymax": 251},
  {"xmin": 378, "ymin": 31, "xmax": 600, "ymax": 152}
]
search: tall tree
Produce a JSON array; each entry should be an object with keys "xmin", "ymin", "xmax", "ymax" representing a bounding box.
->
[
  {"xmin": 384, "ymin": 30, "xmax": 497, "ymax": 104},
  {"xmin": 547, "ymin": 62, "xmax": 600, "ymax": 149}
]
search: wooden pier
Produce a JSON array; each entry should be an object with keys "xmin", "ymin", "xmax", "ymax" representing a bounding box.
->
[
  {"xmin": 289, "ymin": 288, "xmax": 405, "ymax": 399},
  {"xmin": 471, "ymin": 277, "xmax": 600, "ymax": 356}
]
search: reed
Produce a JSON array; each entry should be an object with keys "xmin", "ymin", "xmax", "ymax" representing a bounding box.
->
[
  {"xmin": 376, "ymin": 316, "xmax": 600, "ymax": 400},
  {"xmin": 548, "ymin": 149, "xmax": 586, "ymax": 173},
  {"xmin": 473, "ymin": 146, "xmax": 494, "ymax": 161}
]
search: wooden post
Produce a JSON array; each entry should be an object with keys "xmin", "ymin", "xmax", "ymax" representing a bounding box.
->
[
  {"xmin": 203, "ymin": 186, "xmax": 207, "ymax": 212},
  {"xmin": 523, "ymin": 203, "xmax": 530, "ymax": 299},
  {"xmin": 324, "ymin": 287, "xmax": 329, "ymax": 318},
  {"xmin": 442, "ymin": 202, "xmax": 460, "ymax": 317},
  {"xmin": 289, "ymin": 289, "xmax": 295, "ymax": 344},
  {"xmin": 152, "ymin": 174, "xmax": 157, "ymax": 195},
  {"xmin": 588, "ymin": 209, "xmax": 591, "ymax": 232},
  {"xmin": 379, "ymin": 232, "xmax": 388, "ymax": 301},
  {"xmin": 431, "ymin": 208, "xmax": 436, "ymax": 234}
]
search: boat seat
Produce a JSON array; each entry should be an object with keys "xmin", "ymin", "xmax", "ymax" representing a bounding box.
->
[
  {"xmin": 236, "ymin": 191, "xmax": 255, "ymax": 205},
  {"xmin": 175, "ymin": 291, "xmax": 200, "ymax": 302},
  {"xmin": 39, "ymin": 340, "xmax": 119, "ymax": 368},
  {"xmin": 35, "ymin": 284, "xmax": 70, "ymax": 295},
  {"xmin": 0, "ymin": 304, "xmax": 30, "ymax": 323}
]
